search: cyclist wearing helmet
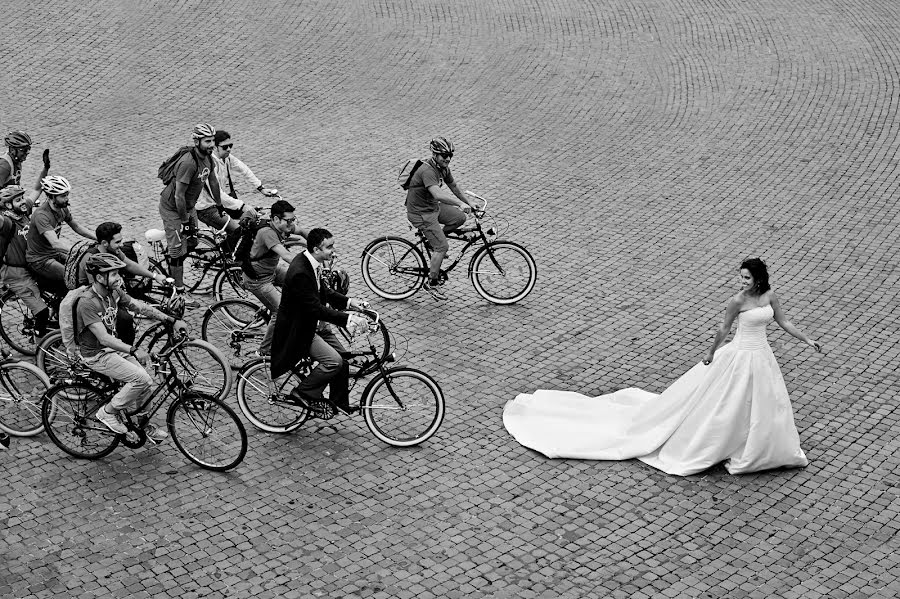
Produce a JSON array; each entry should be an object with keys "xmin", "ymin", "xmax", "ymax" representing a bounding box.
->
[
  {"xmin": 25, "ymin": 175, "xmax": 96, "ymax": 287},
  {"xmin": 73, "ymin": 253, "xmax": 187, "ymax": 440},
  {"xmin": 406, "ymin": 136, "xmax": 477, "ymax": 300},
  {"xmin": 158, "ymin": 123, "xmax": 223, "ymax": 290},
  {"xmin": 1, "ymin": 131, "xmax": 33, "ymax": 189}
]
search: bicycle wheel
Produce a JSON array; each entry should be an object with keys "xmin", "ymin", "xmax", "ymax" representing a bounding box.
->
[
  {"xmin": 470, "ymin": 241, "xmax": 537, "ymax": 305},
  {"xmin": 184, "ymin": 233, "xmax": 219, "ymax": 295},
  {"xmin": 212, "ymin": 265, "xmax": 250, "ymax": 302},
  {"xmin": 0, "ymin": 294, "xmax": 38, "ymax": 355},
  {"xmin": 362, "ymin": 367, "xmax": 445, "ymax": 447},
  {"xmin": 236, "ymin": 359, "xmax": 309, "ymax": 433},
  {"xmin": 36, "ymin": 331, "xmax": 74, "ymax": 384},
  {"xmin": 338, "ymin": 319, "xmax": 390, "ymax": 377},
  {"xmin": 168, "ymin": 392, "xmax": 247, "ymax": 471},
  {"xmin": 360, "ymin": 237, "xmax": 426, "ymax": 300},
  {"xmin": 201, "ymin": 299, "xmax": 268, "ymax": 369},
  {"xmin": 168, "ymin": 339, "xmax": 233, "ymax": 400},
  {"xmin": 0, "ymin": 361, "xmax": 52, "ymax": 436},
  {"xmin": 41, "ymin": 383, "xmax": 120, "ymax": 458}
]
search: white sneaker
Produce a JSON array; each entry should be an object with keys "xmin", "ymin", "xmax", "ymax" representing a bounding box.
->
[
  {"xmin": 144, "ymin": 424, "xmax": 169, "ymax": 444},
  {"xmin": 96, "ymin": 406, "xmax": 128, "ymax": 434}
]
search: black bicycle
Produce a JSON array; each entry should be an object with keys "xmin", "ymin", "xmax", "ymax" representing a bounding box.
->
[
  {"xmin": 360, "ymin": 193, "xmax": 537, "ymax": 304},
  {"xmin": 235, "ymin": 310, "xmax": 444, "ymax": 447},
  {"xmin": 40, "ymin": 332, "xmax": 247, "ymax": 471},
  {"xmin": 0, "ymin": 286, "xmax": 63, "ymax": 355}
]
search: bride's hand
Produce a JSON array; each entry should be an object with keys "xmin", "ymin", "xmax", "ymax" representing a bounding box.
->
[
  {"xmin": 808, "ymin": 340, "xmax": 822, "ymax": 352},
  {"xmin": 702, "ymin": 353, "xmax": 714, "ymax": 365}
]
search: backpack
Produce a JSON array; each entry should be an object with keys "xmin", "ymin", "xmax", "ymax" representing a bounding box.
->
[
  {"xmin": 157, "ymin": 146, "xmax": 197, "ymax": 186},
  {"xmin": 59, "ymin": 286, "xmax": 89, "ymax": 359},
  {"xmin": 234, "ymin": 217, "xmax": 271, "ymax": 279},
  {"xmin": 397, "ymin": 158, "xmax": 424, "ymax": 190},
  {"xmin": 64, "ymin": 240, "xmax": 97, "ymax": 290}
]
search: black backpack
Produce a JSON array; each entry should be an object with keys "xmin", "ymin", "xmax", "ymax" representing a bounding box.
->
[
  {"xmin": 234, "ymin": 217, "xmax": 271, "ymax": 279},
  {"xmin": 157, "ymin": 146, "xmax": 197, "ymax": 186}
]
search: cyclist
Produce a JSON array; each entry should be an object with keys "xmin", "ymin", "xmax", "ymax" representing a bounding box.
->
[
  {"xmin": 0, "ymin": 131, "xmax": 33, "ymax": 189},
  {"xmin": 73, "ymin": 253, "xmax": 187, "ymax": 441},
  {"xmin": 159, "ymin": 123, "xmax": 222, "ymax": 291},
  {"xmin": 405, "ymin": 136, "xmax": 477, "ymax": 300},
  {"xmin": 25, "ymin": 175, "xmax": 96, "ymax": 289},
  {"xmin": 241, "ymin": 199, "xmax": 309, "ymax": 356}
]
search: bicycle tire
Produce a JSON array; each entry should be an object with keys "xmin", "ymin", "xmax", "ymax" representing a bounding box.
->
[
  {"xmin": 41, "ymin": 382, "xmax": 120, "ymax": 459},
  {"xmin": 0, "ymin": 294, "xmax": 38, "ymax": 355},
  {"xmin": 338, "ymin": 319, "xmax": 391, "ymax": 378},
  {"xmin": 236, "ymin": 358, "xmax": 309, "ymax": 433},
  {"xmin": 166, "ymin": 339, "xmax": 233, "ymax": 400},
  {"xmin": 470, "ymin": 241, "xmax": 537, "ymax": 305},
  {"xmin": 360, "ymin": 237, "xmax": 426, "ymax": 300},
  {"xmin": 35, "ymin": 331, "xmax": 74, "ymax": 385},
  {"xmin": 212, "ymin": 265, "xmax": 250, "ymax": 302},
  {"xmin": 0, "ymin": 361, "xmax": 52, "ymax": 436},
  {"xmin": 362, "ymin": 367, "xmax": 445, "ymax": 447},
  {"xmin": 168, "ymin": 392, "xmax": 247, "ymax": 471},
  {"xmin": 201, "ymin": 299, "xmax": 268, "ymax": 369}
]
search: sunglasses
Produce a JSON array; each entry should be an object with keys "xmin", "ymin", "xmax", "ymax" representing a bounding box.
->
[
  {"xmin": 218, "ymin": 144, "xmax": 233, "ymax": 150},
  {"xmin": 439, "ymin": 153, "xmax": 453, "ymax": 159}
]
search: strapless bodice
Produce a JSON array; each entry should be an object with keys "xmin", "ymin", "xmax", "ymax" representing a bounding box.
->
[{"xmin": 733, "ymin": 305, "xmax": 773, "ymax": 350}]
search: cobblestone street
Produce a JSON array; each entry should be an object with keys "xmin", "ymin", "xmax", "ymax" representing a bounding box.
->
[{"xmin": 2, "ymin": 1, "xmax": 899, "ymax": 597}]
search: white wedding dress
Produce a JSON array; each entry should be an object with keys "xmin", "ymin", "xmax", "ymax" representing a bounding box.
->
[{"xmin": 503, "ymin": 306, "xmax": 809, "ymax": 476}]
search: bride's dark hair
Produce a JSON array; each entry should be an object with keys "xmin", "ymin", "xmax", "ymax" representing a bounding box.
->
[{"xmin": 740, "ymin": 257, "xmax": 770, "ymax": 295}]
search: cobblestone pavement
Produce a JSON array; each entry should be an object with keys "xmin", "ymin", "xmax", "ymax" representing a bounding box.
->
[{"xmin": 2, "ymin": 0, "xmax": 899, "ymax": 597}]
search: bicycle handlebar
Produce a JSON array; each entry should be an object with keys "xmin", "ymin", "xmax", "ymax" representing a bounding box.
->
[{"xmin": 465, "ymin": 191, "xmax": 488, "ymax": 216}]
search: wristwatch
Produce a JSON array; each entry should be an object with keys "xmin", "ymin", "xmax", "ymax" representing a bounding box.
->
[{"xmin": 128, "ymin": 346, "xmax": 137, "ymax": 356}]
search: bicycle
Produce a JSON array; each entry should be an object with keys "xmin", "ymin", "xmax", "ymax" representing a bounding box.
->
[
  {"xmin": 201, "ymin": 297, "xmax": 391, "ymax": 373},
  {"xmin": 35, "ymin": 282, "xmax": 232, "ymax": 399},
  {"xmin": 40, "ymin": 332, "xmax": 247, "ymax": 471},
  {"xmin": 0, "ymin": 345, "xmax": 52, "ymax": 437},
  {"xmin": 360, "ymin": 193, "xmax": 537, "ymax": 304},
  {"xmin": 0, "ymin": 285, "xmax": 63, "ymax": 355},
  {"xmin": 235, "ymin": 310, "xmax": 444, "ymax": 447}
]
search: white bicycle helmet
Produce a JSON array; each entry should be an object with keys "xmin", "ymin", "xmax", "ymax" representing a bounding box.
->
[
  {"xmin": 40, "ymin": 175, "xmax": 72, "ymax": 196},
  {"xmin": 430, "ymin": 136, "xmax": 454, "ymax": 157},
  {"xmin": 191, "ymin": 123, "xmax": 216, "ymax": 140}
]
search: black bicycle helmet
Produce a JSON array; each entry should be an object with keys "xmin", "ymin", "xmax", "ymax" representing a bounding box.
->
[{"xmin": 85, "ymin": 252, "xmax": 126, "ymax": 277}]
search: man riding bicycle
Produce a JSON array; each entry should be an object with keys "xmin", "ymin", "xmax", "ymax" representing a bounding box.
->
[
  {"xmin": 405, "ymin": 136, "xmax": 478, "ymax": 300},
  {"xmin": 71, "ymin": 253, "xmax": 187, "ymax": 442},
  {"xmin": 0, "ymin": 131, "xmax": 33, "ymax": 189}
]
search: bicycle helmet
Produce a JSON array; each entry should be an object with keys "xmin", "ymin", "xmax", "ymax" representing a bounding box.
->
[
  {"xmin": 4, "ymin": 131, "xmax": 32, "ymax": 148},
  {"xmin": 429, "ymin": 136, "xmax": 454, "ymax": 157},
  {"xmin": 161, "ymin": 292, "xmax": 186, "ymax": 319},
  {"xmin": 0, "ymin": 185, "xmax": 25, "ymax": 206},
  {"xmin": 191, "ymin": 123, "xmax": 216, "ymax": 140},
  {"xmin": 85, "ymin": 252, "xmax": 126, "ymax": 277},
  {"xmin": 40, "ymin": 175, "xmax": 71, "ymax": 196}
]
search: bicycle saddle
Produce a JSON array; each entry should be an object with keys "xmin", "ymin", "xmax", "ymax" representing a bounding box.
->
[{"xmin": 144, "ymin": 229, "xmax": 166, "ymax": 243}]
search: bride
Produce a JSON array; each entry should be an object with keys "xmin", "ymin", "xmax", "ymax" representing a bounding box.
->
[{"xmin": 503, "ymin": 258, "xmax": 822, "ymax": 476}]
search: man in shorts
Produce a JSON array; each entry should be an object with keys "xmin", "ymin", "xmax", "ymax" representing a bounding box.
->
[
  {"xmin": 158, "ymin": 123, "xmax": 222, "ymax": 291},
  {"xmin": 405, "ymin": 136, "xmax": 477, "ymax": 300}
]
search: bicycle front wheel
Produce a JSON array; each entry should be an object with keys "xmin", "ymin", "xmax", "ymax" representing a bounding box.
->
[
  {"xmin": 362, "ymin": 368, "xmax": 445, "ymax": 447},
  {"xmin": 41, "ymin": 383, "xmax": 120, "ymax": 459},
  {"xmin": 168, "ymin": 392, "xmax": 247, "ymax": 471},
  {"xmin": 360, "ymin": 237, "xmax": 426, "ymax": 300},
  {"xmin": 470, "ymin": 241, "xmax": 537, "ymax": 305},
  {"xmin": 201, "ymin": 299, "xmax": 268, "ymax": 369},
  {"xmin": 212, "ymin": 265, "xmax": 250, "ymax": 302},
  {"xmin": 0, "ymin": 294, "xmax": 38, "ymax": 355},
  {"xmin": 169, "ymin": 339, "xmax": 233, "ymax": 400},
  {"xmin": 236, "ymin": 359, "xmax": 308, "ymax": 433},
  {"xmin": 0, "ymin": 361, "xmax": 52, "ymax": 436}
]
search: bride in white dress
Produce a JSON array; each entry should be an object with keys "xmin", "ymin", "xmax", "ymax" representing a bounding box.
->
[{"xmin": 503, "ymin": 258, "xmax": 822, "ymax": 476}]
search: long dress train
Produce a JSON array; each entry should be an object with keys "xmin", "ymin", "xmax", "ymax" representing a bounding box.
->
[{"xmin": 502, "ymin": 306, "xmax": 808, "ymax": 476}]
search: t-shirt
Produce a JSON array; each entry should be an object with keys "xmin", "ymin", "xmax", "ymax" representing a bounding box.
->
[
  {"xmin": 405, "ymin": 159, "xmax": 455, "ymax": 216},
  {"xmin": 249, "ymin": 224, "xmax": 288, "ymax": 278},
  {"xmin": 26, "ymin": 201, "xmax": 71, "ymax": 263},
  {"xmin": 0, "ymin": 155, "xmax": 21, "ymax": 189},
  {"xmin": 159, "ymin": 148, "xmax": 219, "ymax": 215},
  {"xmin": 0, "ymin": 215, "xmax": 15, "ymax": 265},
  {"xmin": 75, "ymin": 287, "xmax": 135, "ymax": 358},
  {"xmin": 2, "ymin": 200, "xmax": 34, "ymax": 266}
]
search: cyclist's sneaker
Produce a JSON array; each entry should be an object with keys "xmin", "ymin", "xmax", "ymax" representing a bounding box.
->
[
  {"xmin": 456, "ymin": 231, "xmax": 478, "ymax": 242},
  {"xmin": 0, "ymin": 432, "xmax": 10, "ymax": 449},
  {"xmin": 96, "ymin": 406, "xmax": 128, "ymax": 434},
  {"xmin": 144, "ymin": 423, "xmax": 169, "ymax": 445},
  {"xmin": 423, "ymin": 278, "xmax": 448, "ymax": 301}
]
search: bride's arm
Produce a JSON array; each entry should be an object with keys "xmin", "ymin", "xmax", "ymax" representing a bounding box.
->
[
  {"xmin": 771, "ymin": 293, "xmax": 822, "ymax": 352},
  {"xmin": 704, "ymin": 297, "xmax": 741, "ymax": 364}
]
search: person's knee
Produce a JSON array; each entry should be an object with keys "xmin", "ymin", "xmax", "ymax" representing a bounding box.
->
[
  {"xmin": 133, "ymin": 370, "xmax": 154, "ymax": 390},
  {"xmin": 319, "ymin": 352, "xmax": 343, "ymax": 373}
]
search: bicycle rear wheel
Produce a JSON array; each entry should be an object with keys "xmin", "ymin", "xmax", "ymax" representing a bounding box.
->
[
  {"xmin": 168, "ymin": 392, "xmax": 247, "ymax": 471},
  {"xmin": 41, "ymin": 383, "xmax": 120, "ymax": 458},
  {"xmin": 201, "ymin": 299, "xmax": 268, "ymax": 369},
  {"xmin": 0, "ymin": 361, "xmax": 51, "ymax": 436},
  {"xmin": 360, "ymin": 237, "xmax": 426, "ymax": 300},
  {"xmin": 168, "ymin": 339, "xmax": 233, "ymax": 400},
  {"xmin": 36, "ymin": 331, "xmax": 74, "ymax": 385},
  {"xmin": 362, "ymin": 367, "xmax": 445, "ymax": 447},
  {"xmin": 236, "ymin": 359, "xmax": 309, "ymax": 433},
  {"xmin": 470, "ymin": 241, "xmax": 537, "ymax": 304},
  {"xmin": 0, "ymin": 294, "xmax": 38, "ymax": 355},
  {"xmin": 212, "ymin": 265, "xmax": 250, "ymax": 302}
]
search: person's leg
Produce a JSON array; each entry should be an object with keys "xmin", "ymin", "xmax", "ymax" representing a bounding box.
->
[
  {"xmin": 30, "ymin": 259, "xmax": 66, "ymax": 289},
  {"xmin": 296, "ymin": 334, "xmax": 343, "ymax": 400},
  {"xmin": 242, "ymin": 274, "xmax": 281, "ymax": 355},
  {"xmin": 159, "ymin": 204, "xmax": 187, "ymax": 289},
  {"xmin": 86, "ymin": 351, "xmax": 154, "ymax": 433},
  {"xmin": 318, "ymin": 326, "xmax": 350, "ymax": 408},
  {"xmin": 439, "ymin": 203, "xmax": 467, "ymax": 235},
  {"xmin": 409, "ymin": 212, "xmax": 448, "ymax": 282},
  {"xmin": 3, "ymin": 267, "xmax": 49, "ymax": 335}
]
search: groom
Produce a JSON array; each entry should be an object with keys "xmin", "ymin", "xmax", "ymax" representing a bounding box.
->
[{"xmin": 270, "ymin": 228, "xmax": 368, "ymax": 413}]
